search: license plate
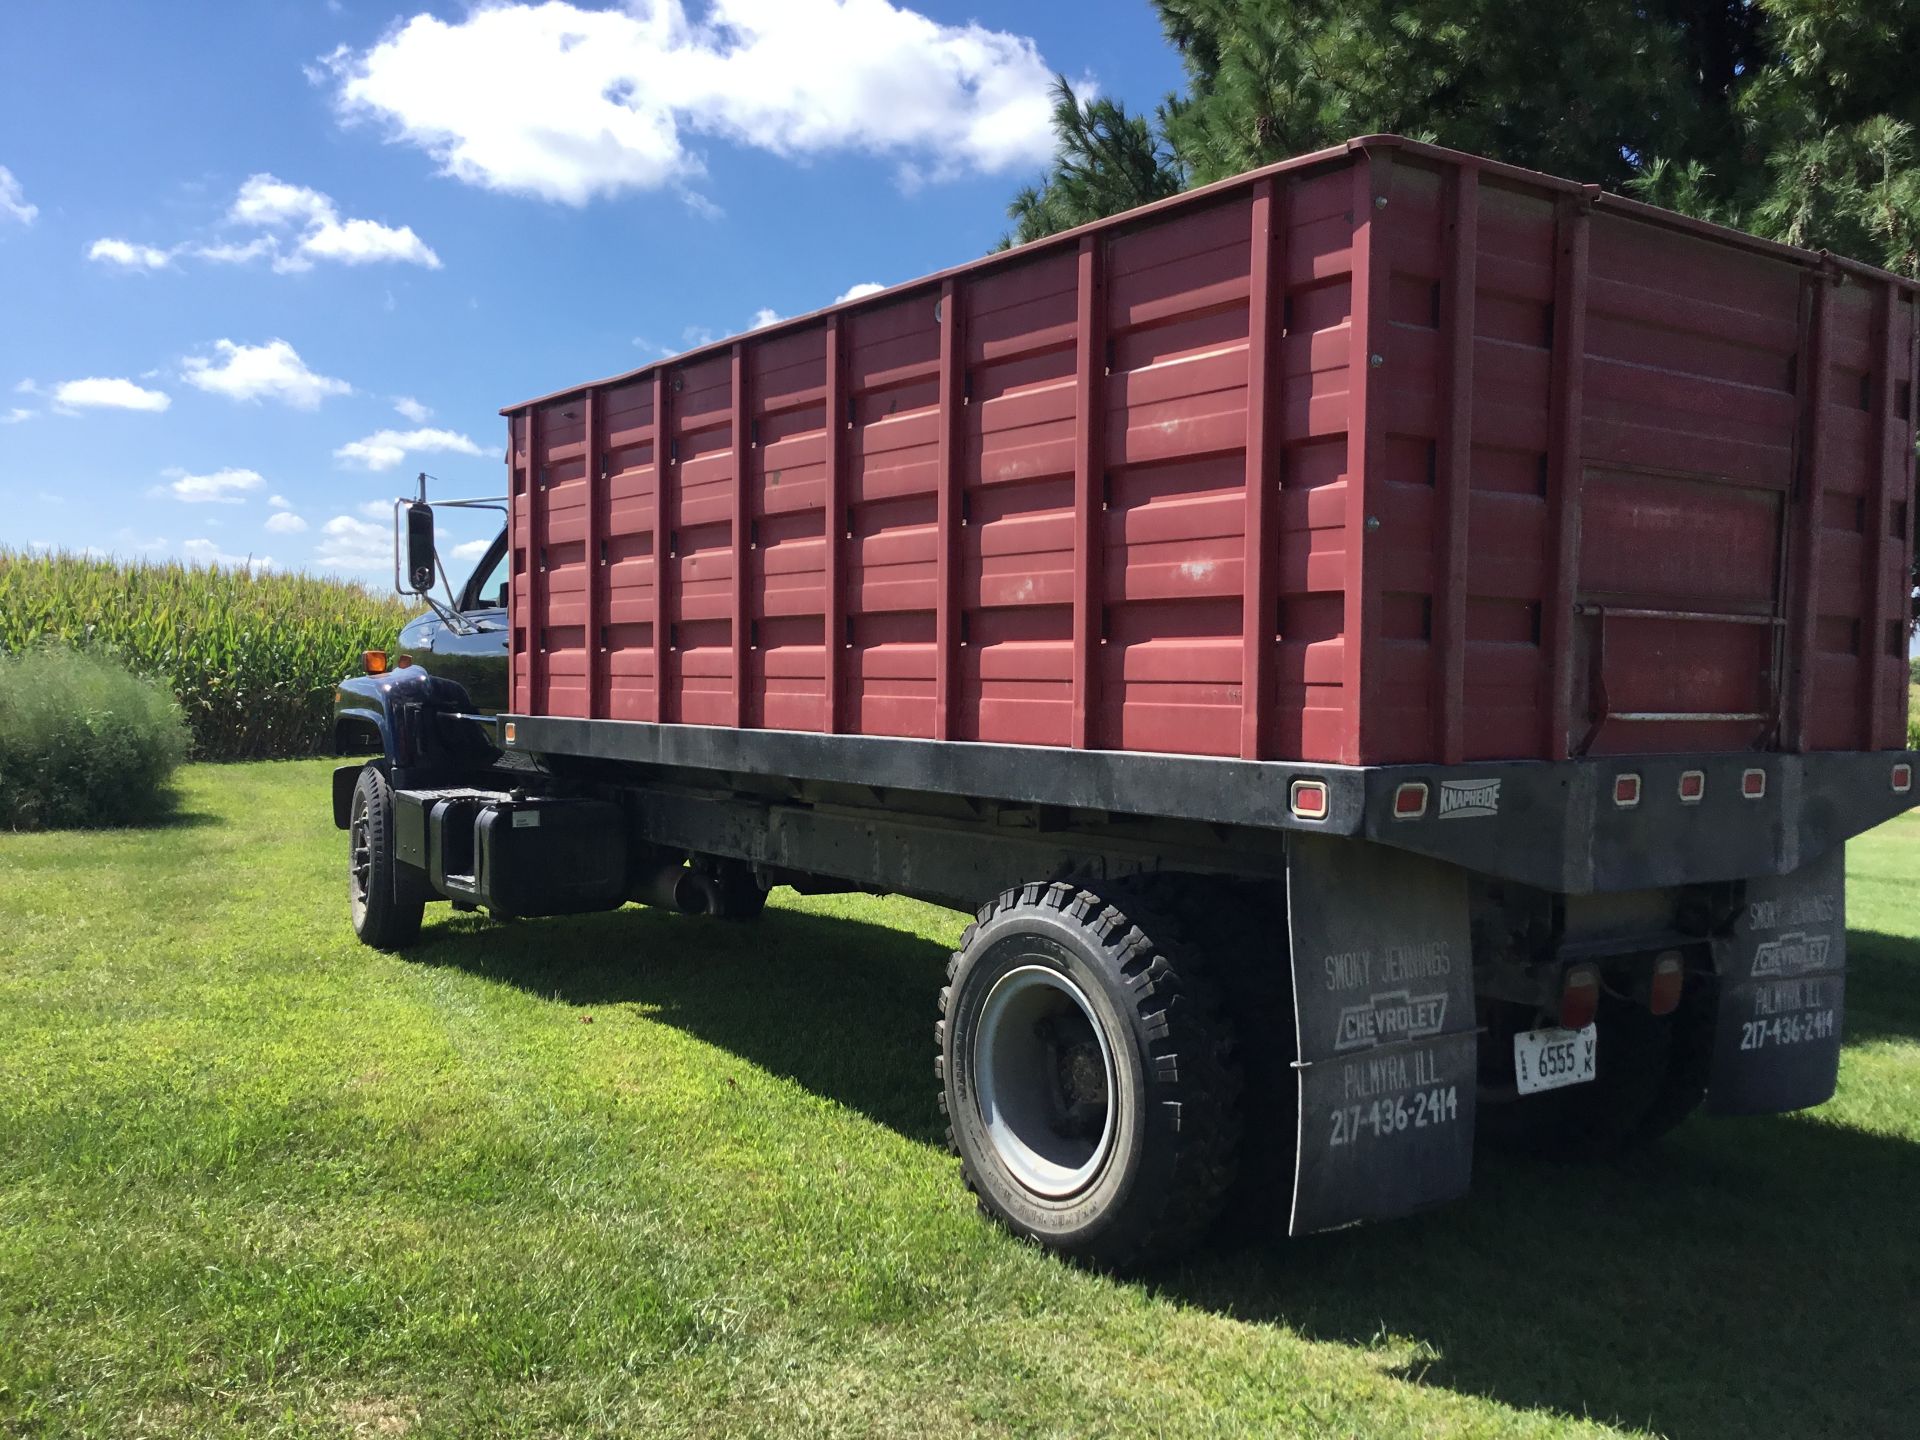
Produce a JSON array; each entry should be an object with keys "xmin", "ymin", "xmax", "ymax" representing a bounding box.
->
[{"xmin": 1513, "ymin": 1024, "xmax": 1597, "ymax": 1096}]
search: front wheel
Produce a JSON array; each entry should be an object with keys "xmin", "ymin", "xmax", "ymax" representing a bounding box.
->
[
  {"xmin": 937, "ymin": 880, "xmax": 1242, "ymax": 1268},
  {"xmin": 348, "ymin": 764, "xmax": 425, "ymax": 951}
]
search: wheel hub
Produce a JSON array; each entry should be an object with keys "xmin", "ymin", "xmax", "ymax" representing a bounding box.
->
[{"xmin": 973, "ymin": 965, "xmax": 1118, "ymax": 1199}]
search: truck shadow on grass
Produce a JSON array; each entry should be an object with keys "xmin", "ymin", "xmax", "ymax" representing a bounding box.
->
[{"xmin": 409, "ymin": 902, "xmax": 1920, "ymax": 1440}]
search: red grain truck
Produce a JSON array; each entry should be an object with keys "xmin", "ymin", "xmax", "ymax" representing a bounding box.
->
[{"xmin": 333, "ymin": 136, "xmax": 1919, "ymax": 1266}]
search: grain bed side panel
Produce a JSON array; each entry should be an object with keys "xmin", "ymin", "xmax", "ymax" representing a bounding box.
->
[
  {"xmin": 514, "ymin": 138, "xmax": 1914, "ymax": 764},
  {"xmin": 519, "ymin": 153, "xmax": 1369, "ymax": 761}
]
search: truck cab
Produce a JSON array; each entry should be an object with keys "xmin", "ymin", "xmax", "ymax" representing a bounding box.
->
[{"xmin": 331, "ymin": 520, "xmax": 510, "ymax": 763}]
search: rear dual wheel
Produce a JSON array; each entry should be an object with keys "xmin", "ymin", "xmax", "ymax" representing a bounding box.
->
[{"xmin": 937, "ymin": 880, "xmax": 1243, "ymax": 1268}]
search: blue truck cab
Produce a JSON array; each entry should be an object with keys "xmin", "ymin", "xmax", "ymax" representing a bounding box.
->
[{"xmin": 329, "ymin": 521, "xmax": 510, "ymax": 828}]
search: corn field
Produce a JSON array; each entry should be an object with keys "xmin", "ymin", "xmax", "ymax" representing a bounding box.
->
[{"xmin": 0, "ymin": 550, "xmax": 411, "ymax": 761}]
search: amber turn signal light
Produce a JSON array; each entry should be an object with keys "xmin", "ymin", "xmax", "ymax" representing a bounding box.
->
[{"xmin": 362, "ymin": 650, "xmax": 388, "ymax": 675}]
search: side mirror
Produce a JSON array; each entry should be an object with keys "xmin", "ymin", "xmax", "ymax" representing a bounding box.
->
[{"xmin": 402, "ymin": 502, "xmax": 436, "ymax": 594}]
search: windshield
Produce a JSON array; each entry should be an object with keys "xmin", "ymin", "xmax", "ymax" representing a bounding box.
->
[{"xmin": 464, "ymin": 536, "xmax": 507, "ymax": 611}]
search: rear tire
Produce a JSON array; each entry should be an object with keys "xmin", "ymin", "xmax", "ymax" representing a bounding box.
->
[
  {"xmin": 1120, "ymin": 875, "xmax": 1296, "ymax": 1239},
  {"xmin": 937, "ymin": 880, "xmax": 1242, "ymax": 1268},
  {"xmin": 348, "ymin": 764, "xmax": 425, "ymax": 951}
]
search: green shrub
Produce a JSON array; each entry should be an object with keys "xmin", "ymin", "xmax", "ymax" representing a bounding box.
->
[
  {"xmin": 0, "ymin": 550, "xmax": 410, "ymax": 760},
  {"xmin": 0, "ymin": 648, "xmax": 191, "ymax": 828}
]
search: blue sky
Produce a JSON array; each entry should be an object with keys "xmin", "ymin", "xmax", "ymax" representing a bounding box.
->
[{"xmin": 1, "ymin": 0, "xmax": 1181, "ymax": 583}]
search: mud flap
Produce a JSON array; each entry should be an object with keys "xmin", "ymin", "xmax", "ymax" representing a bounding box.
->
[
  {"xmin": 1706, "ymin": 845, "xmax": 1846, "ymax": 1116},
  {"xmin": 1286, "ymin": 833, "xmax": 1477, "ymax": 1235}
]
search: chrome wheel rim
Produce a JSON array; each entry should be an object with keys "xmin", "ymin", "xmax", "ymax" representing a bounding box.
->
[
  {"xmin": 973, "ymin": 965, "xmax": 1117, "ymax": 1199},
  {"xmin": 348, "ymin": 794, "xmax": 372, "ymax": 923}
]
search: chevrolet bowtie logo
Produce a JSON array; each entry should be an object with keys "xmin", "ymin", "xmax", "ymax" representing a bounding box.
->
[{"xmin": 1335, "ymin": 990, "xmax": 1449, "ymax": 1051}]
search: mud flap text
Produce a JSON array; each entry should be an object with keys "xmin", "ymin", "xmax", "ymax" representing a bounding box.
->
[
  {"xmin": 1708, "ymin": 846, "xmax": 1846, "ymax": 1115},
  {"xmin": 1286, "ymin": 834, "xmax": 1477, "ymax": 1235}
]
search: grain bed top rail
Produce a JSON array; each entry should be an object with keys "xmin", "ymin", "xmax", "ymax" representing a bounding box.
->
[{"xmin": 503, "ymin": 133, "xmax": 1920, "ymax": 416}]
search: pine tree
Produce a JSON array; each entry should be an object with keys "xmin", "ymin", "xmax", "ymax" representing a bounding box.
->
[{"xmin": 1006, "ymin": 1, "xmax": 1920, "ymax": 278}]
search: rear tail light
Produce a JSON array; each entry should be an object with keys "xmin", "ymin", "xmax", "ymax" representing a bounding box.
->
[
  {"xmin": 1393, "ymin": 781, "xmax": 1429, "ymax": 819},
  {"xmin": 1649, "ymin": 951, "xmax": 1684, "ymax": 1017},
  {"xmin": 1613, "ymin": 773, "xmax": 1642, "ymax": 808},
  {"xmin": 1896, "ymin": 763, "xmax": 1913, "ymax": 794},
  {"xmin": 1678, "ymin": 770, "xmax": 1705, "ymax": 804},
  {"xmin": 503, "ymin": 721, "xmax": 517, "ymax": 745},
  {"xmin": 1741, "ymin": 768, "xmax": 1766, "ymax": 799},
  {"xmin": 1559, "ymin": 964, "xmax": 1600, "ymax": 1031},
  {"xmin": 1290, "ymin": 779, "xmax": 1330, "ymax": 821}
]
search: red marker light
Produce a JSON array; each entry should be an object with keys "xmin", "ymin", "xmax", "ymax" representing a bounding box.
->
[
  {"xmin": 1678, "ymin": 770, "xmax": 1705, "ymax": 804},
  {"xmin": 1614, "ymin": 773, "xmax": 1642, "ymax": 809},
  {"xmin": 1290, "ymin": 779, "xmax": 1329, "ymax": 821},
  {"xmin": 1741, "ymin": 768, "xmax": 1767, "ymax": 799},
  {"xmin": 1393, "ymin": 781, "xmax": 1429, "ymax": 819},
  {"xmin": 1649, "ymin": 951, "xmax": 1684, "ymax": 1017},
  {"xmin": 1560, "ymin": 964, "xmax": 1601, "ymax": 1031},
  {"xmin": 1896, "ymin": 763, "xmax": 1913, "ymax": 795}
]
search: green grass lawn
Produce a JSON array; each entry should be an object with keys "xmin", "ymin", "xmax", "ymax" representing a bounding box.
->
[{"xmin": 3, "ymin": 760, "xmax": 1917, "ymax": 1439}]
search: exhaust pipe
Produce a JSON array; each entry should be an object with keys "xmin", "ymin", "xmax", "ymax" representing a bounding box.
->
[{"xmin": 633, "ymin": 860, "xmax": 721, "ymax": 916}]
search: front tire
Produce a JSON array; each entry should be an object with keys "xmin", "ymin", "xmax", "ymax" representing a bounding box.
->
[
  {"xmin": 937, "ymin": 880, "xmax": 1241, "ymax": 1268},
  {"xmin": 348, "ymin": 764, "xmax": 425, "ymax": 951}
]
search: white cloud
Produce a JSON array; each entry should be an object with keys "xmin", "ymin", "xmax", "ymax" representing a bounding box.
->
[
  {"xmin": 157, "ymin": 467, "xmax": 264, "ymax": 504},
  {"xmin": 749, "ymin": 306, "xmax": 782, "ymax": 329},
  {"xmin": 52, "ymin": 377, "xmax": 172, "ymax": 413},
  {"xmin": 2, "ymin": 407, "xmax": 31, "ymax": 424},
  {"xmin": 681, "ymin": 190, "xmax": 724, "ymax": 221},
  {"xmin": 182, "ymin": 537, "xmax": 272, "ymax": 573},
  {"xmin": 268, "ymin": 493, "xmax": 292, "ymax": 509},
  {"xmin": 334, "ymin": 426, "xmax": 484, "ymax": 472},
  {"xmin": 300, "ymin": 215, "xmax": 440, "ymax": 269},
  {"xmin": 393, "ymin": 395, "xmax": 432, "ymax": 423},
  {"xmin": 101, "ymin": 176, "xmax": 437, "ymax": 276},
  {"xmin": 327, "ymin": 0, "xmax": 1057, "ymax": 205},
  {"xmin": 229, "ymin": 172, "xmax": 440, "ymax": 272},
  {"xmin": 265, "ymin": 509, "xmax": 309, "ymax": 534},
  {"xmin": 182, "ymin": 339, "xmax": 351, "ymax": 409},
  {"xmin": 0, "ymin": 166, "xmax": 35, "ymax": 226},
  {"xmin": 451, "ymin": 537, "xmax": 492, "ymax": 562},
  {"xmin": 835, "ymin": 280, "xmax": 886, "ymax": 302},
  {"xmin": 88, "ymin": 237, "xmax": 174, "ymax": 270},
  {"xmin": 315, "ymin": 513, "xmax": 393, "ymax": 571},
  {"xmin": 193, "ymin": 236, "xmax": 276, "ymax": 265},
  {"xmin": 229, "ymin": 174, "xmax": 332, "ymax": 229}
]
